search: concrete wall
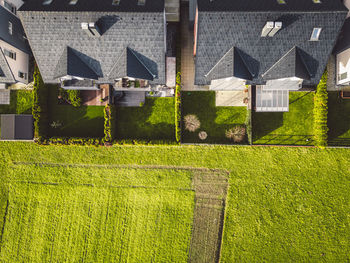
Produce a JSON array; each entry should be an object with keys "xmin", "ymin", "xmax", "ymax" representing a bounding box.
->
[
  {"xmin": 0, "ymin": 40, "xmax": 29, "ymax": 84},
  {"xmin": 336, "ymin": 48, "xmax": 350, "ymax": 85}
]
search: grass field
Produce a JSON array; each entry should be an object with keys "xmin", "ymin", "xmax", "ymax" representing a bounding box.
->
[
  {"xmin": 48, "ymin": 86, "xmax": 104, "ymax": 138},
  {"xmin": 116, "ymin": 97, "xmax": 175, "ymax": 141},
  {"xmin": 1, "ymin": 143, "xmax": 350, "ymax": 262},
  {"xmin": 0, "ymin": 165, "xmax": 194, "ymax": 262},
  {"xmin": 328, "ymin": 92, "xmax": 350, "ymax": 146},
  {"xmin": 253, "ymin": 91, "xmax": 314, "ymax": 145},
  {"xmin": 181, "ymin": 91, "xmax": 247, "ymax": 144}
]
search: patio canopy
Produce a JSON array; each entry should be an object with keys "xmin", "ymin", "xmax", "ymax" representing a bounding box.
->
[{"xmin": 256, "ymin": 86, "xmax": 289, "ymax": 112}]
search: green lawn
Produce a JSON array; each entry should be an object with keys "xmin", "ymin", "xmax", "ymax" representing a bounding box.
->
[
  {"xmin": 328, "ymin": 92, "xmax": 350, "ymax": 146},
  {"xmin": 1, "ymin": 143, "xmax": 349, "ymax": 262},
  {"xmin": 116, "ymin": 97, "xmax": 175, "ymax": 140},
  {"xmin": 48, "ymin": 86, "xmax": 104, "ymax": 138},
  {"xmin": 181, "ymin": 91, "xmax": 247, "ymax": 144},
  {"xmin": 253, "ymin": 91, "xmax": 314, "ymax": 145},
  {"xmin": 0, "ymin": 90, "xmax": 33, "ymax": 115},
  {"xmin": 1, "ymin": 165, "xmax": 194, "ymax": 262},
  {"xmin": 0, "ymin": 90, "xmax": 33, "ymax": 133}
]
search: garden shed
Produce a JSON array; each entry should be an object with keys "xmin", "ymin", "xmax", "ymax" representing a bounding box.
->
[{"xmin": 1, "ymin": 114, "xmax": 33, "ymax": 140}]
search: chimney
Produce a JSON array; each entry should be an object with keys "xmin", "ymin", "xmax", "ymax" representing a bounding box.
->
[
  {"xmin": 81, "ymin": 22, "xmax": 93, "ymax": 37},
  {"xmin": 88, "ymin": 22, "xmax": 102, "ymax": 37},
  {"xmin": 268, "ymin": 22, "xmax": 282, "ymax": 37},
  {"xmin": 261, "ymin": 22, "xmax": 274, "ymax": 37}
]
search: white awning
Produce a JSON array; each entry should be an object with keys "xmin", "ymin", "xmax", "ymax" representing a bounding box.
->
[
  {"xmin": 264, "ymin": 77, "xmax": 302, "ymax": 91},
  {"xmin": 256, "ymin": 86, "xmax": 289, "ymax": 112},
  {"xmin": 210, "ymin": 77, "xmax": 246, "ymax": 91}
]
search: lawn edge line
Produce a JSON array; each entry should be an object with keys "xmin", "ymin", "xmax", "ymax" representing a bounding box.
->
[{"xmin": 12, "ymin": 162, "xmax": 230, "ymax": 174}]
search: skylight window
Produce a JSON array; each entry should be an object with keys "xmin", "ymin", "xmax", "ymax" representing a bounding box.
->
[
  {"xmin": 310, "ymin": 28, "xmax": 322, "ymax": 41},
  {"xmin": 137, "ymin": 0, "xmax": 145, "ymax": 6},
  {"xmin": 277, "ymin": 0, "xmax": 286, "ymax": 4},
  {"xmin": 42, "ymin": 0, "xmax": 53, "ymax": 5},
  {"xmin": 69, "ymin": 0, "xmax": 78, "ymax": 5},
  {"xmin": 112, "ymin": 0, "xmax": 120, "ymax": 5},
  {"xmin": 313, "ymin": 0, "xmax": 322, "ymax": 3}
]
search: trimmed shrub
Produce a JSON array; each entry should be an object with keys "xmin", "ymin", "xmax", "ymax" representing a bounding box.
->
[
  {"xmin": 67, "ymin": 90, "xmax": 82, "ymax": 107},
  {"xmin": 32, "ymin": 66, "xmax": 49, "ymax": 138},
  {"xmin": 104, "ymin": 104, "xmax": 116, "ymax": 143},
  {"xmin": 184, "ymin": 114, "xmax": 200, "ymax": 132},
  {"xmin": 245, "ymin": 109, "xmax": 252, "ymax": 145},
  {"xmin": 226, "ymin": 126, "xmax": 246, "ymax": 143},
  {"xmin": 36, "ymin": 137, "xmax": 179, "ymax": 146},
  {"xmin": 175, "ymin": 72, "xmax": 181, "ymax": 142},
  {"xmin": 313, "ymin": 71, "xmax": 328, "ymax": 148}
]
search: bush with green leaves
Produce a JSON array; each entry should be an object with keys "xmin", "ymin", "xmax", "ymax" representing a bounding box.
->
[
  {"xmin": 245, "ymin": 109, "xmax": 252, "ymax": 145},
  {"xmin": 67, "ymin": 90, "xmax": 82, "ymax": 107},
  {"xmin": 32, "ymin": 66, "xmax": 49, "ymax": 138},
  {"xmin": 104, "ymin": 104, "xmax": 116, "ymax": 143},
  {"xmin": 313, "ymin": 71, "xmax": 328, "ymax": 148},
  {"xmin": 175, "ymin": 72, "xmax": 181, "ymax": 142}
]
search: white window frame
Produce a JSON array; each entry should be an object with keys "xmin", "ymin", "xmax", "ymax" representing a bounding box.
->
[
  {"xmin": 310, "ymin": 28, "xmax": 322, "ymax": 41},
  {"xmin": 8, "ymin": 21, "xmax": 13, "ymax": 35}
]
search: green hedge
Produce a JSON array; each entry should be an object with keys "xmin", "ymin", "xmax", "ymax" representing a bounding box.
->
[
  {"xmin": 104, "ymin": 104, "xmax": 116, "ymax": 143},
  {"xmin": 245, "ymin": 109, "xmax": 252, "ymax": 145},
  {"xmin": 32, "ymin": 66, "xmax": 49, "ymax": 138},
  {"xmin": 175, "ymin": 72, "xmax": 181, "ymax": 143},
  {"xmin": 36, "ymin": 137, "xmax": 179, "ymax": 146},
  {"xmin": 313, "ymin": 71, "xmax": 328, "ymax": 148},
  {"xmin": 67, "ymin": 90, "xmax": 82, "ymax": 107}
]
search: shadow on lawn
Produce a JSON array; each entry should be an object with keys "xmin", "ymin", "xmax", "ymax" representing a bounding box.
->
[
  {"xmin": 116, "ymin": 98, "xmax": 175, "ymax": 140},
  {"xmin": 328, "ymin": 92, "xmax": 350, "ymax": 145},
  {"xmin": 181, "ymin": 92, "xmax": 248, "ymax": 144},
  {"xmin": 252, "ymin": 112, "xmax": 283, "ymax": 141}
]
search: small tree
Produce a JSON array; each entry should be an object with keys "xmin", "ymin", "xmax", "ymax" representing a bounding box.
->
[
  {"xmin": 313, "ymin": 71, "xmax": 328, "ymax": 148},
  {"xmin": 226, "ymin": 126, "xmax": 246, "ymax": 143},
  {"xmin": 184, "ymin": 114, "xmax": 200, "ymax": 132}
]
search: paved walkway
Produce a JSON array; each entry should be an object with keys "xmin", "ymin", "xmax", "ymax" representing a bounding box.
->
[
  {"xmin": 215, "ymin": 91, "xmax": 248, "ymax": 107},
  {"xmin": 180, "ymin": 4, "xmax": 208, "ymax": 91}
]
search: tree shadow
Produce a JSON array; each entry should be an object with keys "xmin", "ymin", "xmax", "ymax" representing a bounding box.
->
[
  {"xmin": 328, "ymin": 92, "xmax": 350, "ymax": 145},
  {"xmin": 252, "ymin": 112, "xmax": 284, "ymax": 141},
  {"xmin": 115, "ymin": 98, "xmax": 175, "ymax": 140}
]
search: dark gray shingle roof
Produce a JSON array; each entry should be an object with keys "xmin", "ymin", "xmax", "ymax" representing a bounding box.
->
[
  {"xmin": 0, "ymin": 6, "xmax": 30, "ymax": 54},
  {"xmin": 19, "ymin": 0, "xmax": 164, "ymax": 12},
  {"xmin": 18, "ymin": 10, "xmax": 166, "ymax": 85},
  {"xmin": 334, "ymin": 17, "xmax": 350, "ymax": 54},
  {"xmin": 198, "ymin": 0, "xmax": 348, "ymax": 12},
  {"xmin": 262, "ymin": 46, "xmax": 311, "ymax": 80},
  {"xmin": 195, "ymin": 9, "xmax": 347, "ymax": 85}
]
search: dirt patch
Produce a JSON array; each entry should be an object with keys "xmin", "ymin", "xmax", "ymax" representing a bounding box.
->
[{"xmin": 189, "ymin": 171, "xmax": 229, "ymax": 263}]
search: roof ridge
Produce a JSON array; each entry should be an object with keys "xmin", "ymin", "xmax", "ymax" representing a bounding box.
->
[
  {"xmin": 205, "ymin": 47, "xmax": 234, "ymax": 77},
  {"xmin": 0, "ymin": 48, "xmax": 15, "ymax": 83}
]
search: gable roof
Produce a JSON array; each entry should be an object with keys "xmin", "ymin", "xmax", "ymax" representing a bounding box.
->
[
  {"xmin": 0, "ymin": 48, "xmax": 15, "ymax": 84},
  {"xmin": 54, "ymin": 46, "xmax": 99, "ymax": 80},
  {"xmin": 19, "ymin": 0, "xmax": 164, "ymax": 12},
  {"xmin": 108, "ymin": 47, "xmax": 156, "ymax": 81},
  {"xmin": 18, "ymin": 9, "xmax": 166, "ymax": 85},
  {"xmin": 262, "ymin": 46, "xmax": 311, "ymax": 80},
  {"xmin": 205, "ymin": 47, "xmax": 253, "ymax": 81},
  {"xmin": 0, "ymin": 6, "xmax": 30, "ymax": 54},
  {"xmin": 333, "ymin": 17, "xmax": 350, "ymax": 54},
  {"xmin": 195, "ymin": 2, "xmax": 347, "ymax": 85}
]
